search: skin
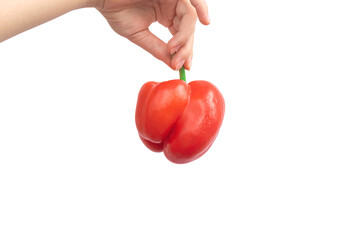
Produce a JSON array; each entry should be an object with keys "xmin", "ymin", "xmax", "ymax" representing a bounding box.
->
[{"xmin": 0, "ymin": 0, "xmax": 209, "ymax": 70}]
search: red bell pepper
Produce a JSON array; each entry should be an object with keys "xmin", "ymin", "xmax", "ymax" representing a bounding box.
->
[{"xmin": 135, "ymin": 67, "xmax": 225, "ymax": 164}]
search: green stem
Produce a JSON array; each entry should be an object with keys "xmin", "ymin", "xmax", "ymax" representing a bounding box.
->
[{"xmin": 179, "ymin": 66, "xmax": 186, "ymax": 82}]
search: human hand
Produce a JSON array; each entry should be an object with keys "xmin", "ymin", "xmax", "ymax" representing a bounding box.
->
[{"xmin": 96, "ymin": 0, "xmax": 210, "ymax": 70}]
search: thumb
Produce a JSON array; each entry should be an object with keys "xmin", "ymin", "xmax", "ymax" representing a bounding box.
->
[{"xmin": 127, "ymin": 28, "xmax": 172, "ymax": 69}]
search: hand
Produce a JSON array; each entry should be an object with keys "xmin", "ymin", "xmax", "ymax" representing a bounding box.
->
[{"xmin": 96, "ymin": 0, "xmax": 210, "ymax": 70}]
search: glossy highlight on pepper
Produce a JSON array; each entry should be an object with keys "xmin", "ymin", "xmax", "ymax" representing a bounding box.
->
[{"xmin": 135, "ymin": 68, "xmax": 225, "ymax": 164}]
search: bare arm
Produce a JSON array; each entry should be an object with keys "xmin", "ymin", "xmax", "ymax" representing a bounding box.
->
[
  {"xmin": 0, "ymin": 0, "xmax": 98, "ymax": 42},
  {"xmin": 0, "ymin": 0, "xmax": 209, "ymax": 70}
]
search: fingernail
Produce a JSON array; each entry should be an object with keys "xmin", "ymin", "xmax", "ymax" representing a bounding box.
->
[
  {"xmin": 188, "ymin": 59, "xmax": 192, "ymax": 69},
  {"xmin": 206, "ymin": 14, "xmax": 210, "ymax": 24},
  {"xmin": 176, "ymin": 60, "xmax": 185, "ymax": 70},
  {"xmin": 170, "ymin": 45, "xmax": 180, "ymax": 55}
]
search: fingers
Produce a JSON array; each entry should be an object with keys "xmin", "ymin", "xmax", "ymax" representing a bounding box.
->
[
  {"xmin": 170, "ymin": 33, "xmax": 194, "ymax": 71},
  {"xmin": 167, "ymin": 1, "xmax": 197, "ymax": 70},
  {"xmin": 168, "ymin": 14, "xmax": 193, "ymax": 54},
  {"xmin": 127, "ymin": 28, "xmax": 172, "ymax": 68},
  {"xmin": 190, "ymin": 0, "xmax": 210, "ymax": 25},
  {"xmin": 127, "ymin": 0, "xmax": 209, "ymax": 71},
  {"xmin": 183, "ymin": 52, "xmax": 193, "ymax": 70}
]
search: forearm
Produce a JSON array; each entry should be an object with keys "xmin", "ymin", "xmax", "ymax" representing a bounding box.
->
[{"xmin": 0, "ymin": 0, "xmax": 99, "ymax": 42}]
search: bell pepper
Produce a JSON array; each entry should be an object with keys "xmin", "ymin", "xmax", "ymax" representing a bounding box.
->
[{"xmin": 135, "ymin": 67, "xmax": 225, "ymax": 164}]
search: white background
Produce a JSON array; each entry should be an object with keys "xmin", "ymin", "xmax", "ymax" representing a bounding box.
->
[{"xmin": 1, "ymin": 0, "xmax": 360, "ymax": 239}]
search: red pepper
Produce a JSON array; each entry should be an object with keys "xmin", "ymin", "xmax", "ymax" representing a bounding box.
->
[{"xmin": 135, "ymin": 67, "xmax": 225, "ymax": 164}]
